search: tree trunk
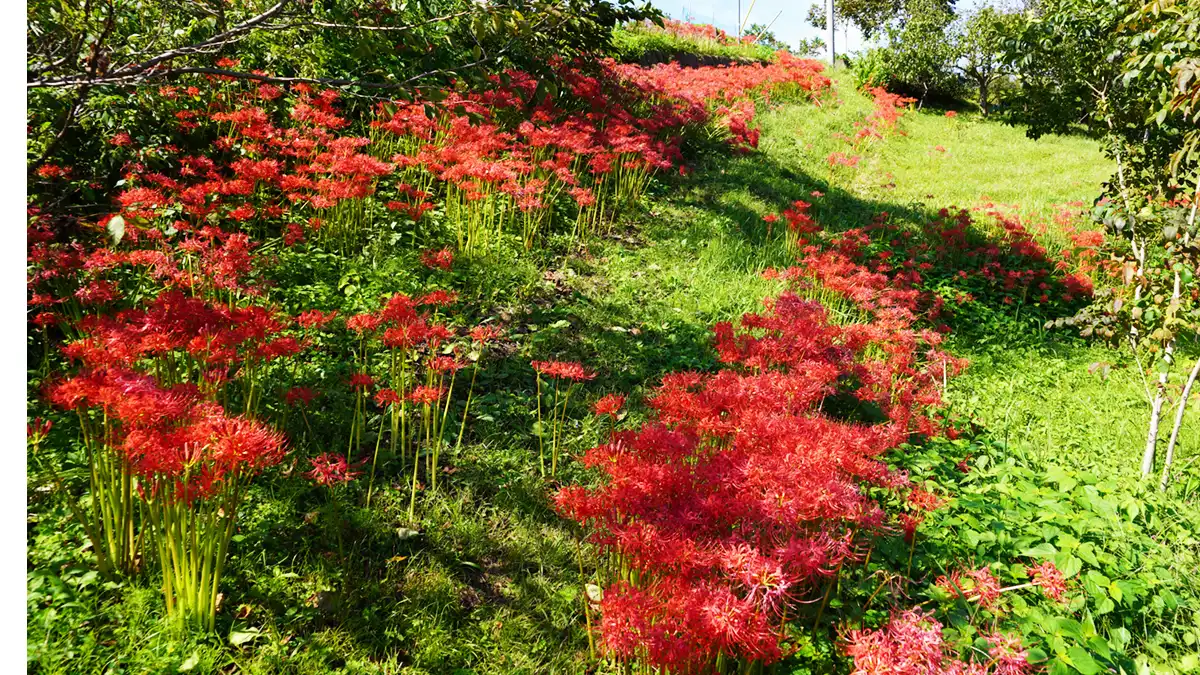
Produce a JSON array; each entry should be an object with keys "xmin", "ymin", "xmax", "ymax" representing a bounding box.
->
[
  {"xmin": 1160, "ymin": 179, "xmax": 1200, "ymax": 489},
  {"xmin": 1143, "ymin": 378, "xmax": 1167, "ymax": 477},
  {"xmin": 1143, "ymin": 270, "xmax": 1184, "ymax": 477},
  {"xmin": 979, "ymin": 79, "xmax": 989, "ymax": 117},
  {"xmin": 1161, "ymin": 358, "xmax": 1200, "ymax": 490}
]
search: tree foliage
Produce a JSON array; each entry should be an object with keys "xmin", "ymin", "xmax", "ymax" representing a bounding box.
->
[
  {"xmin": 27, "ymin": 0, "xmax": 660, "ymax": 171},
  {"xmin": 952, "ymin": 6, "xmax": 1021, "ymax": 115},
  {"xmin": 882, "ymin": 0, "xmax": 959, "ymax": 105},
  {"xmin": 1012, "ymin": 0, "xmax": 1200, "ymax": 481}
]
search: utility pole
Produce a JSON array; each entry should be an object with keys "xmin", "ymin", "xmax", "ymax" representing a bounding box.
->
[
  {"xmin": 737, "ymin": 0, "xmax": 742, "ymax": 38},
  {"xmin": 827, "ymin": 0, "xmax": 836, "ymax": 66}
]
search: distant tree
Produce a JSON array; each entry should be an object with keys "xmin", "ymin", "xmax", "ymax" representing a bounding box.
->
[
  {"xmin": 806, "ymin": 0, "xmax": 955, "ymax": 39},
  {"xmin": 744, "ymin": 22, "xmax": 789, "ymax": 51},
  {"xmin": 952, "ymin": 6, "xmax": 1021, "ymax": 116},
  {"xmin": 884, "ymin": 0, "xmax": 956, "ymax": 106},
  {"xmin": 795, "ymin": 37, "xmax": 827, "ymax": 58}
]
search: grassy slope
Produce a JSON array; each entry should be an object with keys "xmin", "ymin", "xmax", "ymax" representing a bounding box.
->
[
  {"xmin": 29, "ymin": 71, "xmax": 1196, "ymax": 674},
  {"xmin": 741, "ymin": 73, "xmax": 1200, "ymax": 475},
  {"xmin": 637, "ymin": 74, "xmax": 1192, "ymax": 477}
]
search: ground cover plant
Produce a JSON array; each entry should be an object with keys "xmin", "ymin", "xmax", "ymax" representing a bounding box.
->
[
  {"xmin": 612, "ymin": 19, "xmax": 779, "ymax": 64},
  {"xmin": 25, "ymin": 6, "xmax": 1200, "ymax": 675}
]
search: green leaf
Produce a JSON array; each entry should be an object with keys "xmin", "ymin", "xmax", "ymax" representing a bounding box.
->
[
  {"xmin": 229, "ymin": 627, "xmax": 261, "ymax": 646},
  {"xmin": 1057, "ymin": 618, "xmax": 1085, "ymax": 639},
  {"xmin": 1057, "ymin": 554, "xmax": 1083, "ymax": 579},
  {"xmin": 1086, "ymin": 636, "xmax": 1111, "ymax": 661},
  {"xmin": 178, "ymin": 651, "xmax": 200, "ymax": 672},
  {"xmin": 1067, "ymin": 647, "xmax": 1101, "ymax": 675},
  {"xmin": 1023, "ymin": 542, "xmax": 1059, "ymax": 558}
]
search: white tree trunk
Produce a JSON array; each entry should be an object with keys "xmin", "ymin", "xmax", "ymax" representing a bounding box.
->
[
  {"xmin": 1161, "ymin": 358, "xmax": 1200, "ymax": 490},
  {"xmin": 1160, "ymin": 180, "xmax": 1200, "ymax": 488}
]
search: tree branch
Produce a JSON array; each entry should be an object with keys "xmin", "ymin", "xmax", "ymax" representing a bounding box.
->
[
  {"xmin": 28, "ymin": 0, "xmax": 293, "ymax": 88},
  {"xmin": 261, "ymin": 11, "xmax": 474, "ymax": 33}
]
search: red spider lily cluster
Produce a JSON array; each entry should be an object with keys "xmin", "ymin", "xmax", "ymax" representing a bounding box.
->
[
  {"xmin": 848, "ymin": 561, "xmax": 1070, "ymax": 674},
  {"xmin": 532, "ymin": 360, "xmax": 594, "ymax": 476},
  {"xmin": 91, "ymin": 58, "xmax": 828, "ymax": 257},
  {"xmin": 340, "ymin": 291, "xmax": 502, "ymax": 512},
  {"xmin": 644, "ymin": 19, "xmax": 735, "ymax": 45},
  {"xmin": 827, "ymin": 87, "xmax": 914, "ymax": 173},
  {"xmin": 844, "ymin": 609, "xmax": 1033, "ymax": 675},
  {"xmin": 756, "ymin": 198, "xmax": 1103, "ymax": 326},
  {"xmin": 28, "ymin": 53, "xmax": 830, "ymax": 629},
  {"xmin": 555, "ymin": 251, "xmax": 965, "ymax": 671},
  {"xmin": 627, "ymin": 19, "xmax": 777, "ymax": 48},
  {"xmin": 44, "ymin": 366, "xmax": 285, "ymax": 629},
  {"xmin": 936, "ymin": 561, "xmax": 1069, "ymax": 607},
  {"xmin": 614, "ymin": 54, "xmax": 830, "ymax": 151},
  {"xmin": 46, "ymin": 369, "xmax": 285, "ymax": 498}
]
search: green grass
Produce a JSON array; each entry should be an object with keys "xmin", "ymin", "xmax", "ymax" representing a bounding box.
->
[
  {"xmin": 27, "ymin": 70, "xmax": 1200, "ymax": 673},
  {"xmin": 611, "ymin": 23, "xmax": 776, "ymax": 64}
]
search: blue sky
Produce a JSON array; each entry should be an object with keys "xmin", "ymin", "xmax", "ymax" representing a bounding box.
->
[{"xmin": 647, "ymin": 0, "xmax": 1000, "ymax": 58}]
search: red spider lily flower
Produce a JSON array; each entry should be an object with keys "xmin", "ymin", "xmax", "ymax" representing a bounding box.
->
[
  {"xmin": 844, "ymin": 609, "xmax": 946, "ymax": 675},
  {"xmin": 907, "ymin": 487, "xmax": 944, "ymax": 512},
  {"xmin": 28, "ymin": 417, "xmax": 52, "ymax": 443},
  {"xmin": 900, "ymin": 513, "xmax": 924, "ymax": 544},
  {"xmin": 346, "ymin": 313, "xmax": 381, "ymax": 335},
  {"xmin": 763, "ymin": 213, "xmax": 779, "ymax": 224},
  {"xmin": 593, "ymin": 393, "xmax": 626, "ymax": 418},
  {"xmin": 935, "ymin": 570, "xmax": 967, "ymax": 599},
  {"xmin": 36, "ymin": 164, "xmax": 70, "ymax": 179},
  {"xmin": 532, "ymin": 360, "xmax": 594, "ymax": 381},
  {"xmin": 418, "ymin": 289, "xmax": 458, "ymax": 307},
  {"xmin": 285, "ymin": 387, "xmax": 318, "ymax": 407},
  {"xmin": 32, "ymin": 312, "xmax": 58, "ymax": 327},
  {"xmin": 374, "ymin": 388, "xmax": 401, "ymax": 407},
  {"xmin": 349, "ymin": 373, "xmax": 375, "ymax": 389},
  {"xmin": 945, "ymin": 110, "xmax": 958, "ymax": 118},
  {"xmin": 380, "ymin": 293, "xmax": 417, "ymax": 324},
  {"xmin": 283, "ymin": 223, "xmax": 306, "ymax": 246},
  {"xmin": 306, "ymin": 453, "xmax": 361, "ymax": 486},
  {"xmin": 424, "ymin": 324, "xmax": 454, "ymax": 348},
  {"xmin": 469, "ymin": 324, "xmax": 503, "ymax": 344},
  {"xmin": 407, "ymin": 385, "xmax": 443, "ymax": 406},
  {"xmin": 811, "ymin": 190, "xmax": 824, "ymax": 197},
  {"xmin": 965, "ymin": 566, "xmax": 1001, "ymax": 608},
  {"xmin": 296, "ymin": 309, "xmax": 337, "ymax": 330},
  {"xmin": 420, "ymin": 247, "xmax": 454, "ymax": 270},
  {"xmin": 985, "ymin": 632, "xmax": 1033, "ymax": 675},
  {"xmin": 1029, "ymin": 561, "xmax": 1067, "ymax": 602},
  {"xmin": 429, "ymin": 356, "xmax": 465, "ymax": 373},
  {"xmin": 110, "ymin": 132, "xmax": 133, "ymax": 147},
  {"xmin": 382, "ymin": 323, "xmax": 428, "ymax": 350},
  {"xmin": 228, "ymin": 204, "xmax": 256, "ymax": 221},
  {"xmin": 259, "ymin": 337, "xmax": 304, "ymax": 361}
]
